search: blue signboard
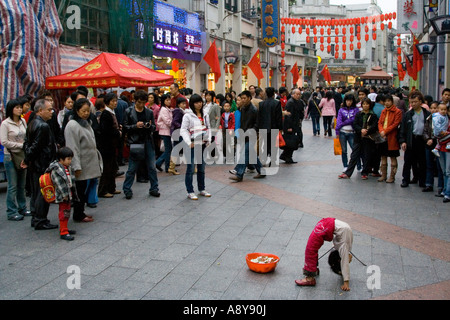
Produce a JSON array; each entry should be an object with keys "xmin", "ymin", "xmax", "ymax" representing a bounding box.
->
[
  {"xmin": 153, "ymin": 20, "xmax": 203, "ymax": 61},
  {"xmin": 262, "ymin": 0, "xmax": 279, "ymax": 47}
]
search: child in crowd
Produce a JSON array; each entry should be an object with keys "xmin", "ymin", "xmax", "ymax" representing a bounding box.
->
[
  {"xmin": 47, "ymin": 147, "xmax": 79, "ymax": 241},
  {"xmin": 220, "ymin": 101, "xmax": 235, "ymax": 160},
  {"xmin": 431, "ymin": 103, "xmax": 450, "ymax": 157}
]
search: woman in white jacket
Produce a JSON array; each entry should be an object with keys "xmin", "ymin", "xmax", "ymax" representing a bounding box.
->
[{"xmin": 180, "ymin": 94, "xmax": 212, "ymax": 200}]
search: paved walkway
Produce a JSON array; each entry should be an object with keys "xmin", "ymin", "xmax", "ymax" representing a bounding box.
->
[{"xmin": 0, "ymin": 121, "xmax": 449, "ymax": 302}]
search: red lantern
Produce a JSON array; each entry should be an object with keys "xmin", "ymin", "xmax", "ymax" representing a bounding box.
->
[
  {"xmin": 365, "ymin": 25, "xmax": 369, "ymax": 33},
  {"xmin": 335, "ymin": 44, "xmax": 339, "ymax": 51},
  {"xmin": 350, "ymin": 35, "xmax": 354, "ymax": 42},
  {"xmin": 269, "ymin": 69, "xmax": 273, "ymax": 77},
  {"xmin": 313, "ymin": 28, "xmax": 317, "ymax": 35},
  {"xmin": 320, "ymin": 36, "xmax": 324, "ymax": 43},
  {"xmin": 357, "ymin": 33, "xmax": 361, "ymax": 41},
  {"xmin": 306, "ymin": 27, "xmax": 310, "ymax": 35},
  {"xmin": 342, "ymin": 27, "xmax": 347, "ymax": 34},
  {"xmin": 292, "ymin": 26, "xmax": 296, "ymax": 33},
  {"xmin": 350, "ymin": 26, "xmax": 354, "ymax": 34},
  {"xmin": 357, "ymin": 42, "xmax": 361, "ymax": 49},
  {"xmin": 281, "ymin": 59, "xmax": 285, "ymax": 66},
  {"xmin": 225, "ymin": 64, "xmax": 229, "ymax": 73},
  {"xmin": 397, "ymin": 47, "xmax": 401, "ymax": 55},
  {"xmin": 320, "ymin": 44, "xmax": 324, "ymax": 51},
  {"xmin": 357, "ymin": 25, "xmax": 361, "ymax": 33},
  {"xmin": 314, "ymin": 36, "xmax": 318, "ymax": 43},
  {"xmin": 335, "ymin": 28, "xmax": 339, "ymax": 35},
  {"xmin": 372, "ymin": 33, "xmax": 377, "ymax": 40},
  {"xmin": 342, "ymin": 52, "xmax": 346, "ymax": 60},
  {"xmin": 281, "ymin": 43, "xmax": 285, "ymax": 50},
  {"xmin": 342, "ymin": 44, "xmax": 346, "ymax": 51},
  {"xmin": 342, "ymin": 36, "xmax": 347, "ymax": 43},
  {"xmin": 380, "ymin": 23, "xmax": 385, "ymax": 31},
  {"xmin": 335, "ymin": 52, "xmax": 339, "ymax": 59},
  {"xmin": 306, "ymin": 36, "xmax": 310, "ymax": 43},
  {"xmin": 350, "ymin": 43, "xmax": 354, "ymax": 51},
  {"xmin": 281, "ymin": 34, "xmax": 285, "ymax": 41},
  {"xmin": 327, "ymin": 45, "xmax": 331, "ymax": 53},
  {"xmin": 281, "ymin": 25, "xmax": 285, "ymax": 33},
  {"xmin": 372, "ymin": 25, "xmax": 377, "ymax": 32},
  {"xmin": 397, "ymin": 38, "xmax": 401, "ymax": 46},
  {"xmin": 388, "ymin": 22, "xmax": 392, "ymax": 29},
  {"xmin": 242, "ymin": 67, "xmax": 247, "ymax": 76},
  {"xmin": 365, "ymin": 34, "xmax": 369, "ymax": 41},
  {"xmin": 327, "ymin": 28, "xmax": 331, "ymax": 35},
  {"xmin": 320, "ymin": 28, "xmax": 324, "ymax": 35},
  {"xmin": 281, "ymin": 51, "xmax": 285, "ymax": 58},
  {"xmin": 389, "ymin": 13, "xmax": 393, "ymax": 20},
  {"xmin": 335, "ymin": 36, "xmax": 339, "ymax": 44},
  {"xmin": 327, "ymin": 37, "xmax": 331, "ymax": 44},
  {"xmin": 229, "ymin": 64, "xmax": 234, "ymax": 74},
  {"xmin": 299, "ymin": 27, "xmax": 303, "ymax": 34}
]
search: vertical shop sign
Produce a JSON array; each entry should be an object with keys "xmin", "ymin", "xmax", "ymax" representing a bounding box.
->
[{"xmin": 262, "ymin": 0, "xmax": 279, "ymax": 47}]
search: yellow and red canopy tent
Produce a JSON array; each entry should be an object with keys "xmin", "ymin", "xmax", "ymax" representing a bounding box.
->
[{"xmin": 45, "ymin": 52, "xmax": 174, "ymax": 89}]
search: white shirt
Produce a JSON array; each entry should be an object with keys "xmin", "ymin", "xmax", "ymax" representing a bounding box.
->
[{"xmin": 333, "ymin": 219, "xmax": 353, "ymax": 281}]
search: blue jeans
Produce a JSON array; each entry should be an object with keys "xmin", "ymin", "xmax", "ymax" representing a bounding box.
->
[
  {"xmin": 234, "ymin": 141, "xmax": 262, "ymax": 178},
  {"xmin": 85, "ymin": 178, "xmax": 98, "ymax": 205},
  {"xmin": 4, "ymin": 154, "xmax": 27, "ymax": 218},
  {"xmin": 185, "ymin": 144, "xmax": 206, "ymax": 193},
  {"xmin": 156, "ymin": 135, "xmax": 172, "ymax": 171},
  {"xmin": 438, "ymin": 151, "xmax": 450, "ymax": 198},
  {"xmin": 339, "ymin": 131, "xmax": 360, "ymax": 169},
  {"xmin": 123, "ymin": 140, "xmax": 159, "ymax": 195},
  {"xmin": 310, "ymin": 114, "xmax": 320, "ymax": 135}
]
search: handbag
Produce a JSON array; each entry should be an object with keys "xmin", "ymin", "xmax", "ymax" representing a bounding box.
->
[
  {"xmin": 367, "ymin": 131, "xmax": 386, "ymax": 144},
  {"xmin": 8, "ymin": 148, "xmax": 25, "ymax": 170},
  {"xmin": 334, "ymin": 138, "xmax": 342, "ymax": 155},
  {"xmin": 276, "ymin": 131, "xmax": 286, "ymax": 148},
  {"xmin": 129, "ymin": 143, "xmax": 145, "ymax": 161},
  {"xmin": 281, "ymin": 133, "xmax": 300, "ymax": 150}
]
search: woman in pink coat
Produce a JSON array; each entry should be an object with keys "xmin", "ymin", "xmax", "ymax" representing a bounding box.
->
[
  {"xmin": 319, "ymin": 91, "xmax": 337, "ymax": 137},
  {"xmin": 155, "ymin": 94, "xmax": 173, "ymax": 172}
]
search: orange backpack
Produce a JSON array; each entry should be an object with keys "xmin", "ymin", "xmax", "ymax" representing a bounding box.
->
[{"xmin": 39, "ymin": 172, "xmax": 56, "ymax": 203}]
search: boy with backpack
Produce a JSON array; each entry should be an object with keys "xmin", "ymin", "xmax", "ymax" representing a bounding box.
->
[{"xmin": 45, "ymin": 147, "xmax": 79, "ymax": 240}]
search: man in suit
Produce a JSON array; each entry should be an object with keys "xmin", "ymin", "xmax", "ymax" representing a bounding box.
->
[
  {"xmin": 280, "ymin": 89, "xmax": 303, "ymax": 164},
  {"xmin": 257, "ymin": 87, "xmax": 283, "ymax": 166}
]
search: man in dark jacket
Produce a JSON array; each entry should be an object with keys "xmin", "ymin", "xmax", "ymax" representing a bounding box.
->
[
  {"xmin": 280, "ymin": 89, "xmax": 303, "ymax": 163},
  {"xmin": 24, "ymin": 99, "xmax": 58, "ymax": 230},
  {"xmin": 257, "ymin": 87, "xmax": 283, "ymax": 164},
  {"xmin": 398, "ymin": 91, "xmax": 431, "ymax": 188},
  {"xmin": 229, "ymin": 91, "xmax": 265, "ymax": 182},
  {"xmin": 122, "ymin": 90, "xmax": 159, "ymax": 199}
]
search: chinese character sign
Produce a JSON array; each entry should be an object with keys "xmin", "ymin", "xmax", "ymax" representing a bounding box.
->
[
  {"xmin": 262, "ymin": 0, "xmax": 279, "ymax": 47},
  {"xmin": 397, "ymin": 0, "xmax": 424, "ymax": 34}
]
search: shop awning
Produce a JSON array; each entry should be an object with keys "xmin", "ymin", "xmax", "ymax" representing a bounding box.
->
[
  {"xmin": 359, "ymin": 66, "xmax": 392, "ymax": 80},
  {"xmin": 45, "ymin": 52, "xmax": 174, "ymax": 89}
]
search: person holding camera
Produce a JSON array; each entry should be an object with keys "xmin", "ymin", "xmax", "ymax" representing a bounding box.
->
[
  {"xmin": 155, "ymin": 94, "xmax": 173, "ymax": 173},
  {"xmin": 122, "ymin": 91, "xmax": 160, "ymax": 200}
]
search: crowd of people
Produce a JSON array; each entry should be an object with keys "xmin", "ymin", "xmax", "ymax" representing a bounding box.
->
[{"xmin": 1, "ymin": 83, "xmax": 449, "ymax": 242}]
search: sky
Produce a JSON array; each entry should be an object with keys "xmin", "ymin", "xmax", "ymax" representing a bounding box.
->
[{"xmin": 329, "ymin": 0, "xmax": 398, "ymax": 14}]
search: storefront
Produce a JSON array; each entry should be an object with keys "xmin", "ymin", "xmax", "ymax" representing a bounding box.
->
[{"xmin": 152, "ymin": 1, "xmax": 204, "ymax": 91}]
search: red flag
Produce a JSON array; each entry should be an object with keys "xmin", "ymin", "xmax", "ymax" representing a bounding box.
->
[
  {"xmin": 247, "ymin": 49, "xmax": 264, "ymax": 80},
  {"xmin": 412, "ymin": 33, "xmax": 423, "ymax": 74},
  {"xmin": 291, "ymin": 62, "xmax": 299, "ymax": 84},
  {"xmin": 320, "ymin": 64, "xmax": 331, "ymax": 83},
  {"xmin": 404, "ymin": 53, "xmax": 417, "ymax": 80},
  {"xmin": 203, "ymin": 40, "xmax": 221, "ymax": 83}
]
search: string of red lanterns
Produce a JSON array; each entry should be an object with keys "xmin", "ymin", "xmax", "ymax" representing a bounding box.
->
[{"xmin": 280, "ymin": 12, "xmax": 396, "ymax": 62}]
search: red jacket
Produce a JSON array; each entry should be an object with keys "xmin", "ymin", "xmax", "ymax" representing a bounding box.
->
[
  {"xmin": 303, "ymin": 218, "xmax": 335, "ymax": 274},
  {"xmin": 220, "ymin": 112, "xmax": 235, "ymax": 130}
]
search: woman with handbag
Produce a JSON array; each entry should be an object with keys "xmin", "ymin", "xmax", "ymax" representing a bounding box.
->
[
  {"xmin": 307, "ymin": 92, "xmax": 321, "ymax": 136},
  {"xmin": 0, "ymin": 99, "xmax": 30, "ymax": 220}
]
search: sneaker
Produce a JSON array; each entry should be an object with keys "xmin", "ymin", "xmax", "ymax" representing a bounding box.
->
[
  {"xmin": 246, "ymin": 168, "xmax": 256, "ymax": 173},
  {"xmin": 342, "ymin": 167, "xmax": 348, "ymax": 173},
  {"xmin": 431, "ymin": 149, "xmax": 440, "ymax": 157},
  {"xmin": 361, "ymin": 175, "xmax": 368, "ymax": 180},
  {"xmin": 60, "ymin": 234, "xmax": 74, "ymax": 241},
  {"xmin": 229, "ymin": 169, "xmax": 237, "ymax": 175},
  {"xmin": 199, "ymin": 190, "xmax": 211, "ymax": 197},
  {"xmin": 187, "ymin": 193, "xmax": 198, "ymax": 200},
  {"xmin": 338, "ymin": 173, "xmax": 349, "ymax": 179},
  {"xmin": 125, "ymin": 193, "xmax": 133, "ymax": 200}
]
